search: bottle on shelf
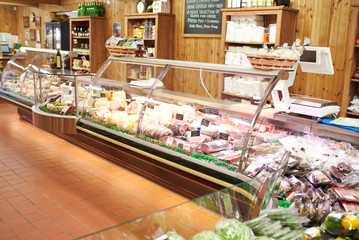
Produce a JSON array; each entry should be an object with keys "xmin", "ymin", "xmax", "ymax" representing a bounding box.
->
[{"xmin": 56, "ymin": 49, "xmax": 62, "ymax": 69}]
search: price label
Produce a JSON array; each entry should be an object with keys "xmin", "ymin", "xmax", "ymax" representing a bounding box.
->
[
  {"xmin": 183, "ymin": 144, "xmax": 191, "ymax": 152},
  {"xmin": 175, "ymin": 113, "xmax": 184, "ymax": 121},
  {"xmin": 204, "ymin": 107, "xmax": 219, "ymax": 115},
  {"xmin": 219, "ymin": 132, "xmax": 229, "ymax": 141},
  {"xmin": 191, "ymin": 130, "xmax": 200, "ymax": 137},
  {"xmin": 166, "ymin": 137, "xmax": 174, "ymax": 146},
  {"xmin": 201, "ymin": 118, "xmax": 210, "ymax": 127}
]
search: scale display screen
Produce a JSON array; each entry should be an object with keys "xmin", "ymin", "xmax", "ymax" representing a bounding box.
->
[{"xmin": 300, "ymin": 50, "xmax": 317, "ymax": 63}]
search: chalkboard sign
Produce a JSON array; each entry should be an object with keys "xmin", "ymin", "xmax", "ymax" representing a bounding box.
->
[{"xmin": 184, "ymin": 0, "xmax": 225, "ymax": 35}]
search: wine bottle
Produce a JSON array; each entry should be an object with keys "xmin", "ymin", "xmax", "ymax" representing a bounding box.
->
[{"xmin": 56, "ymin": 49, "xmax": 62, "ymax": 69}]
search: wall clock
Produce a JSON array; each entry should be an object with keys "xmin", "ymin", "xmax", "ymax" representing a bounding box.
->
[{"xmin": 136, "ymin": 0, "xmax": 152, "ymax": 13}]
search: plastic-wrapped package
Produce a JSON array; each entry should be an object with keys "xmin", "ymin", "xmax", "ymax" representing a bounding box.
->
[
  {"xmin": 166, "ymin": 122, "xmax": 189, "ymax": 136},
  {"xmin": 191, "ymin": 231, "xmax": 222, "ymax": 240},
  {"xmin": 185, "ymin": 131, "xmax": 213, "ymax": 142},
  {"xmin": 203, "ymin": 114, "xmax": 222, "ymax": 125},
  {"xmin": 126, "ymin": 100, "xmax": 142, "ymax": 115},
  {"xmin": 141, "ymin": 124, "xmax": 173, "ymax": 139},
  {"xmin": 200, "ymin": 140, "xmax": 229, "ymax": 154},
  {"xmin": 177, "ymin": 141, "xmax": 201, "ymax": 152},
  {"xmin": 215, "ymin": 219, "xmax": 254, "ymax": 240},
  {"xmin": 306, "ymin": 170, "xmax": 331, "ymax": 186},
  {"xmin": 109, "ymin": 99, "xmax": 127, "ymax": 111},
  {"xmin": 189, "ymin": 120, "xmax": 220, "ymax": 139}
]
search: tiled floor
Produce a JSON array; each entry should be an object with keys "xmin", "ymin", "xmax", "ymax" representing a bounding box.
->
[{"xmin": 0, "ymin": 99, "xmax": 188, "ymax": 240}]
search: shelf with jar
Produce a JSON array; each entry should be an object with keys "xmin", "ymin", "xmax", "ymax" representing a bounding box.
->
[
  {"xmin": 124, "ymin": 13, "xmax": 174, "ymax": 82},
  {"xmin": 69, "ymin": 16, "xmax": 106, "ymax": 73}
]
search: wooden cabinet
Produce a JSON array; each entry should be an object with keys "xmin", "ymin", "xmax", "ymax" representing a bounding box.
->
[
  {"xmin": 219, "ymin": 7, "xmax": 298, "ymax": 101},
  {"xmin": 69, "ymin": 16, "xmax": 106, "ymax": 73},
  {"xmin": 342, "ymin": 3, "xmax": 359, "ymax": 118},
  {"xmin": 124, "ymin": 13, "xmax": 174, "ymax": 59},
  {"xmin": 220, "ymin": 7, "xmax": 298, "ymax": 57},
  {"xmin": 124, "ymin": 13, "xmax": 174, "ymax": 82}
]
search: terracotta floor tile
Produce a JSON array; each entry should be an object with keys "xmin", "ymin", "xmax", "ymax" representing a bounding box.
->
[
  {"xmin": 0, "ymin": 100, "xmax": 188, "ymax": 239},
  {"xmin": 24, "ymin": 211, "xmax": 49, "ymax": 222},
  {"xmin": 57, "ymin": 216, "xmax": 84, "ymax": 231},
  {"xmin": 31, "ymin": 217, "xmax": 57, "ymax": 229},
  {"xmin": 11, "ymin": 222, "xmax": 37, "ymax": 236},
  {"xmin": 4, "ymin": 216, "xmax": 29, "ymax": 228},
  {"xmin": 67, "ymin": 225, "xmax": 92, "ymax": 239},
  {"xmin": 47, "ymin": 232, "xmax": 73, "ymax": 240},
  {"xmin": 18, "ymin": 230, "xmax": 45, "ymax": 240},
  {"xmin": 38, "ymin": 224, "xmax": 65, "ymax": 238}
]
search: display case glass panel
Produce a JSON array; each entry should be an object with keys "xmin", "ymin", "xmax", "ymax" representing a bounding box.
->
[
  {"xmin": 32, "ymin": 69, "xmax": 93, "ymax": 117},
  {"xmin": 0, "ymin": 47, "xmax": 69, "ymax": 106},
  {"xmin": 78, "ymin": 173, "xmax": 282, "ymax": 239},
  {"xmin": 80, "ymin": 56, "xmax": 291, "ymax": 183}
]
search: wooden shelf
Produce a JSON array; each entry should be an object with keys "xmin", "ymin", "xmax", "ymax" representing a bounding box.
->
[
  {"xmin": 221, "ymin": 6, "xmax": 299, "ymax": 13},
  {"xmin": 72, "ymin": 36, "xmax": 90, "ymax": 39},
  {"xmin": 347, "ymin": 111, "xmax": 359, "ymax": 117},
  {"xmin": 351, "ymin": 78, "xmax": 359, "ymax": 82},
  {"xmin": 69, "ymin": 16, "xmax": 106, "ymax": 73},
  {"xmin": 222, "ymin": 91, "xmax": 251, "ymax": 99},
  {"xmin": 225, "ymin": 41, "xmax": 275, "ymax": 45},
  {"xmin": 75, "ymin": 52, "xmax": 90, "ymax": 56},
  {"xmin": 72, "ymin": 66, "xmax": 90, "ymax": 71}
]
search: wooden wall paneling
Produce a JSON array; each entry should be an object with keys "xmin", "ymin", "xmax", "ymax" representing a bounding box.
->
[
  {"xmin": 0, "ymin": 6, "xmax": 17, "ymax": 34},
  {"xmin": 330, "ymin": 0, "xmax": 350, "ymax": 107},
  {"xmin": 342, "ymin": 3, "xmax": 359, "ymax": 116}
]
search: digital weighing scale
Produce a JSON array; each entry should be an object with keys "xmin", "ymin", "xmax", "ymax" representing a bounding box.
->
[{"xmin": 272, "ymin": 47, "xmax": 340, "ymax": 118}]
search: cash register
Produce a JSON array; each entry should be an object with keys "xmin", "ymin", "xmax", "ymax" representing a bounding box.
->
[{"xmin": 272, "ymin": 46, "xmax": 340, "ymax": 118}]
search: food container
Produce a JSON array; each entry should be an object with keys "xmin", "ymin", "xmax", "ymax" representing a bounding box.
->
[
  {"xmin": 252, "ymin": 26, "xmax": 264, "ymax": 42},
  {"xmin": 269, "ymin": 24, "xmax": 277, "ymax": 43}
]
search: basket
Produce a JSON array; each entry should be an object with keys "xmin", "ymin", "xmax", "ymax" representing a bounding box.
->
[
  {"xmin": 105, "ymin": 45, "xmax": 137, "ymax": 57},
  {"xmin": 246, "ymin": 54, "xmax": 298, "ymax": 70}
]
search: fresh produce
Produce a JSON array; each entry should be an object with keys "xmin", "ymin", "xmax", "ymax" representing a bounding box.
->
[
  {"xmin": 321, "ymin": 212, "xmax": 359, "ymax": 237},
  {"xmin": 191, "ymin": 231, "xmax": 222, "ymax": 240},
  {"xmin": 215, "ymin": 219, "xmax": 254, "ymax": 240},
  {"xmin": 166, "ymin": 231, "xmax": 185, "ymax": 240}
]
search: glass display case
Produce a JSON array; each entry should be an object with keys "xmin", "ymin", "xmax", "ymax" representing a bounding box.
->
[
  {"xmin": 78, "ymin": 171, "xmax": 286, "ymax": 239},
  {"xmin": 78, "ymin": 56, "xmax": 291, "ymax": 183},
  {"xmin": 31, "ymin": 68, "xmax": 93, "ymax": 134},
  {"xmin": 0, "ymin": 47, "xmax": 70, "ymax": 107}
]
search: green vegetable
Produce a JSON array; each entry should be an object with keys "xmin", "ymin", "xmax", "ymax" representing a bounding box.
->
[
  {"xmin": 215, "ymin": 219, "xmax": 254, "ymax": 240},
  {"xmin": 166, "ymin": 231, "xmax": 185, "ymax": 240},
  {"xmin": 191, "ymin": 231, "xmax": 222, "ymax": 240}
]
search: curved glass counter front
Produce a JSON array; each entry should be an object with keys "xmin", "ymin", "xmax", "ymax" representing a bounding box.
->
[
  {"xmin": 0, "ymin": 47, "xmax": 70, "ymax": 107},
  {"xmin": 79, "ymin": 56, "xmax": 291, "ymax": 183},
  {"xmin": 78, "ymin": 173, "xmax": 281, "ymax": 239},
  {"xmin": 31, "ymin": 68, "xmax": 93, "ymax": 134}
]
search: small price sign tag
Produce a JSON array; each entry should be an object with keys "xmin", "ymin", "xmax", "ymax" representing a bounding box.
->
[
  {"xmin": 219, "ymin": 132, "xmax": 229, "ymax": 141},
  {"xmin": 191, "ymin": 130, "xmax": 200, "ymax": 137},
  {"xmin": 201, "ymin": 118, "xmax": 210, "ymax": 127},
  {"xmin": 204, "ymin": 107, "xmax": 219, "ymax": 115},
  {"xmin": 175, "ymin": 113, "xmax": 184, "ymax": 120}
]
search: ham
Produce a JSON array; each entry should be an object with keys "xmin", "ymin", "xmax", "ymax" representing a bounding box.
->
[
  {"xmin": 166, "ymin": 122, "xmax": 189, "ymax": 136},
  {"xmin": 203, "ymin": 114, "xmax": 222, "ymax": 125},
  {"xmin": 200, "ymin": 140, "xmax": 229, "ymax": 154}
]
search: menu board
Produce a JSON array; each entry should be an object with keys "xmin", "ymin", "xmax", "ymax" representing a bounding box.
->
[{"xmin": 184, "ymin": 0, "xmax": 225, "ymax": 35}]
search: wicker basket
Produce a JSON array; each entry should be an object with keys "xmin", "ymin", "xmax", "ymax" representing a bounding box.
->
[
  {"xmin": 105, "ymin": 45, "xmax": 137, "ymax": 57},
  {"xmin": 246, "ymin": 54, "xmax": 298, "ymax": 70}
]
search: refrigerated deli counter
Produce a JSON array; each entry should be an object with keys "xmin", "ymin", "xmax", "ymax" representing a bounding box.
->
[{"xmin": 1, "ymin": 49, "xmax": 358, "ymax": 198}]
